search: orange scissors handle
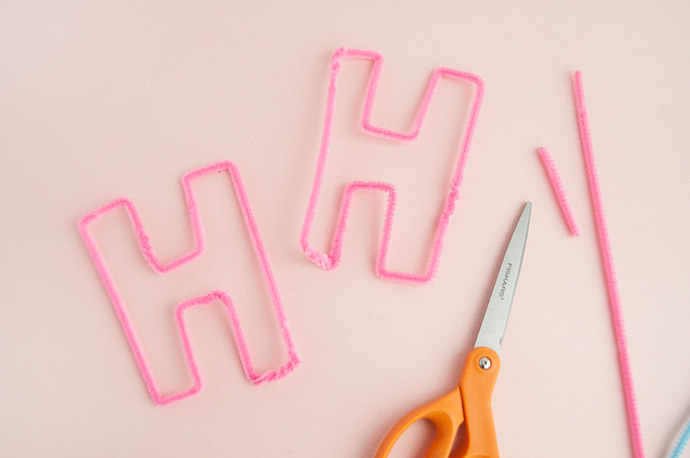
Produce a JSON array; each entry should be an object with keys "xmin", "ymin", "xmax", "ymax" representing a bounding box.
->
[{"xmin": 374, "ymin": 347, "xmax": 501, "ymax": 458}]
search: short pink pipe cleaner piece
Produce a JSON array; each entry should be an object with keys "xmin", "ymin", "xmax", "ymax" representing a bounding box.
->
[
  {"xmin": 573, "ymin": 71, "xmax": 645, "ymax": 458},
  {"xmin": 300, "ymin": 47, "xmax": 484, "ymax": 284},
  {"xmin": 78, "ymin": 161, "xmax": 300, "ymax": 405},
  {"xmin": 536, "ymin": 146, "xmax": 581, "ymax": 236}
]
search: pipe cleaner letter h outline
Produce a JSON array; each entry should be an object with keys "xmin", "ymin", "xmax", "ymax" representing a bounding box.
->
[
  {"xmin": 79, "ymin": 161, "xmax": 300, "ymax": 405},
  {"xmin": 301, "ymin": 48, "xmax": 484, "ymax": 283}
]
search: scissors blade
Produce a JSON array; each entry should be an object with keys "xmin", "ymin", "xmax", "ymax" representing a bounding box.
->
[{"xmin": 473, "ymin": 202, "xmax": 531, "ymax": 355}]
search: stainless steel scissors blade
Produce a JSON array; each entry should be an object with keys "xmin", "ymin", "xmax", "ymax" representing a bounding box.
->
[{"xmin": 474, "ymin": 202, "xmax": 531, "ymax": 355}]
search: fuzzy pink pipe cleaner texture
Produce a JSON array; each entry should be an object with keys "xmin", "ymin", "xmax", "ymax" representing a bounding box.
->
[
  {"xmin": 573, "ymin": 71, "xmax": 645, "ymax": 458},
  {"xmin": 300, "ymin": 47, "xmax": 484, "ymax": 284},
  {"xmin": 78, "ymin": 161, "xmax": 300, "ymax": 406},
  {"xmin": 536, "ymin": 146, "xmax": 581, "ymax": 236}
]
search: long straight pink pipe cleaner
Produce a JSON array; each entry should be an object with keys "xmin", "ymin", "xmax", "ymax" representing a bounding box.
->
[
  {"xmin": 79, "ymin": 161, "xmax": 300, "ymax": 405},
  {"xmin": 573, "ymin": 71, "xmax": 645, "ymax": 458},
  {"xmin": 300, "ymin": 47, "xmax": 484, "ymax": 283},
  {"xmin": 536, "ymin": 146, "xmax": 581, "ymax": 236}
]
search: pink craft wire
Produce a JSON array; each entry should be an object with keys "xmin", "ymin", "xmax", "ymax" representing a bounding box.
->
[
  {"xmin": 78, "ymin": 161, "xmax": 300, "ymax": 406},
  {"xmin": 536, "ymin": 146, "xmax": 581, "ymax": 236},
  {"xmin": 573, "ymin": 71, "xmax": 645, "ymax": 458},
  {"xmin": 300, "ymin": 47, "xmax": 484, "ymax": 284}
]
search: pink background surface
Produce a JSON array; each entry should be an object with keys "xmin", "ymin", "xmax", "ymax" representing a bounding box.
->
[{"xmin": 2, "ymin": 1, "xmax": 690, "ymax": 457}]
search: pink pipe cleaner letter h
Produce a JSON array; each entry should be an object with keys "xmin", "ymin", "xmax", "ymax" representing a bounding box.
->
[
  {"xmin": 300, "ymin": 48, "xmax": 484, "ymax": 283},
  {"xmin": 79, "ymin": 161, "xmax": 299, "ymax": 405}
]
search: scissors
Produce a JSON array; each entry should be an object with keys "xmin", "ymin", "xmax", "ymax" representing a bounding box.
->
[{"xmin": 374, "ymin": 202, "xmax": 531, "ymax": 458}]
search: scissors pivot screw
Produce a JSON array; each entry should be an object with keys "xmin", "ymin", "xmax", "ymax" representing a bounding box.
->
[{"xmin": 478, "ymin": 357, "xmax": 492, "ymax": 370}]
